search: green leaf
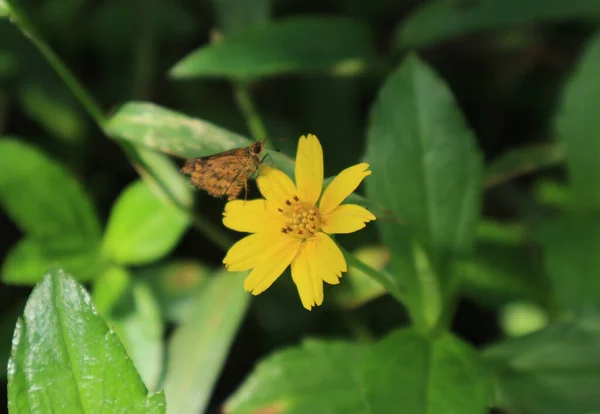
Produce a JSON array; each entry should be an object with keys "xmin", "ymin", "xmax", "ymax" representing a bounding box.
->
[
  {"xmin": 457, "ymin": 242, "xmax": 548, "ymax": 308},
  {"xmin": 396, "ymin": 0, "xmax": 600, "ymax": 48},
  {"xmin": 136, "ymin": 260, "xmax": 210, "ymax": 323},
  {"xmin": 0, "ymin": 138, "xmax": 101, "ymax": 243},
  {"xmin": 93, "ymin": 266, "xmax": 164, "ymax": 391},
  {"xmin": 163, "ymin": 270, "xmax": 249, "ymax": 414},
  {"xmin": 537, "ymin": 213, "xmax": 600, "ymax": 311},
  {"xmin": 170, "ymin": 17, "xmax": 377, "ymax": 80},
  {"xmin": 366, "ymin": 54, "xmax": 483, "ymax": 256},
  {"xmin": 485, "ymin": 314, "xmax": 600, "ymax": 414},
  {"xmin": 213, "ymin": 0, "xmax": 270, "ymax": 35},
  {"xmin": 106, "ymin": 101, "xmax": 295, "ymax": 176},
  {"xmin": 555, "ymin": 32, "xmax": 600, "ymax": 209},
  {"xmin": 7, "ymin": 268, "xmax": 166, "ymax": 413},
  {"xmin": 225, "ymin": 329, "xmax": 492, "ymax": 414},
  {"xmin": 365, "ymin": 55, "xmax": 483, "ymax": 330},
  {"xmin": 2, "ymin": 237, "xmax": 103, "ymax": 284},
  {"xmin": 484, "ymin": 144, "xmax": 565, "ymax": 188},
  {"xmin": 0, "ymin": 1, "xmax": 9, "ymax": 18},
  {"xmin": 102, "ymin": 180, "xmax": 189, "ymax": 265}
]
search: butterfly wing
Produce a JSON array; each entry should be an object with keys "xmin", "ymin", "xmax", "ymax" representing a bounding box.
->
[{"xmin": 182, "ymin": 153, "xmax": 252, "ymax": 199}]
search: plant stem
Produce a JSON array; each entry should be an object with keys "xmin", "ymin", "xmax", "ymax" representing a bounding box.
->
[
  {"xmin": 233, "ymin": 83, "xmax": 271, "ymax": 146},
  {"xmin": 8, "ymin": 2, "xmax": 107, "ymax": 127}
]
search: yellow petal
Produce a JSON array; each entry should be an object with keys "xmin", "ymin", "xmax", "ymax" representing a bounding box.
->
[
  {"xmin": 223, "ymin": 233, "xmax": 276, "ymax": 271},
  {"xmin": 319, "ymin": 163, "xmax": 372, "ymax": 215},
  {"xmin": 257, "ymin": 165, "xmax": 298, "ymax": 207},
  {"xmin": 295, "ymin": 134, "xmax": 323, "ymax": 205},
  {"xmin": 243, "ymin": 235, "xmax": 301, "ymax": 295},
  {"xmin": 223, "ymin": 199, "xmax": 285, "ymax": 233},
  {"xmin": 291, "ymin": 241, "xmax": 324, "ymax": 310},
  {"xmin": 312, "ymin": 232, "xmax": 347, "ymax": 285},
  {"xmin": 322, "ymin": 204, "xmax": 376, "ymax": 234}
]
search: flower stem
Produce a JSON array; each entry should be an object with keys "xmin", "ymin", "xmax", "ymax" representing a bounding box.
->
[{"xmin": 233, "ymin": 83, "xmax": 272, "ymax": 147}]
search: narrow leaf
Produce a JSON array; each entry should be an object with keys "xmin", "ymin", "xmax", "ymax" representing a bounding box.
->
[
  {"xmin": 7, "ymin": 268, "xmax": 166, "ymax": 413},
  {"xmin": 170, "ymin": 17, "xmax": 377, "ymax": 79},
  {"xmin": 163, "ymin": 270, "xmax": 249, "ymax": 414},
  {"xmin": 0, "ymin": 138, "xmax": 101, "ymax": 243},
  {"xmin": 225, "ymin": 329, "xmax": 492, "ymax": 414},
  {"xmin": 396, "ymin": 0, "xmax": 600, "ymax": 48},
  {"xmin": 93, "ymin": 266, "xmax": 164, "ymax": 392},
  {"xmin": 555, "ymin": 32, "xmax": 600, "ymax": 209},
  {"xmin": 106, "ymin": 101, "xmax": 295, "ymax": 177},
  {"xmin": 102, "ymin": 180, "xmax": 189, "ymax": 265}
]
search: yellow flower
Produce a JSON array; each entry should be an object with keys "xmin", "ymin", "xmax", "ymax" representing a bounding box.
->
[{"xmin": 222, "ymin": 134, "xmax": 376, "ymax": 310}]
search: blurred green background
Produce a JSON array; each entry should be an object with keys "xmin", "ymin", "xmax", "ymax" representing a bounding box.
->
[{"xmin": 1, "ymin": 0, "xmax": 599, "ymax": 413}]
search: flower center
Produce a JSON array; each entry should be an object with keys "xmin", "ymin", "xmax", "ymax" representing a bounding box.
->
[{"xmin": 278, "ymin": 195, "xmax": 321, "ymax": 239}]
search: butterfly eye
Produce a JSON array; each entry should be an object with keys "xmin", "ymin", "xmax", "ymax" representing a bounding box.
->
[{"xmin": 253, "ymin": 145, "xmax": 262, "ymax": 154}]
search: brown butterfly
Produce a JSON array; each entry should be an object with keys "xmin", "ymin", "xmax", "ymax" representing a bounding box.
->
[{"xmin": 181, "ymin": 140, "xmax": 266, "ymax": 200}]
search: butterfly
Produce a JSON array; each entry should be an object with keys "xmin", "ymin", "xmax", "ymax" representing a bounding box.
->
[{"xmin": 181, "ymin": 140, "xmax": 266, "ymax": 200}]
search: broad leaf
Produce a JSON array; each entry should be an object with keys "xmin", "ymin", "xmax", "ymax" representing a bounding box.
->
[
  {"xmin": 2, "ymin": 237, "xmax": 103, "ymax": 284},
  {"xmin": 0, "ymin": 302, "xmax": 23, "ymax": 381},
  {"xmin": 93, "ymin": 266, "xmax": 164, "ymax": 391},
  {"xmin": 396, "ymin": 0, "xmax": 600, "ymax": 48},
  {"xmin": 7, "ymin": 268, "xmax": 166, "ymax": 413},
  {"xmin": 365, "ymin": 55, "xmax": 483, "ymax": 330},
  {"xmin": 163, "ymin": 270, "xmax": 249, "ymax": 414},
  {"xmin": 555, "ymin": 32, "xmax": 600, "ymax": 209},
  {"xmin": 170, "ymin": 17, "xmax": 377, "ymax": 79},
  {"xmin": 485, "ymin": 315, "xmax": 600, "ymax": 414},
  {"xmin": 225, "ymin": 329, "xmax": 492, "ymax": 414},
  {"xmin": 366, "ymin": 54, "xmax": 483, "ymax": 256},
  {"xmin": 537, "ymin": 213, "xmax": 600, "ymax": 311},
  {"xmin": 485, "ymin": 144, "xmax": 564, "ymax": 188},
  {"xmin": 0, "ymin": 0, "xmax": 8, "ymax": 17},
  {"xmin": 0, "ymin": 138, "xmax": 101, "ymax": 243},
  {"xmin": 102, "ymin": 180, "xmax": 189, "ymax": 265},
  {"xmin": 213, "ymin": 0, "xmax": 270, "ymax": 35}
]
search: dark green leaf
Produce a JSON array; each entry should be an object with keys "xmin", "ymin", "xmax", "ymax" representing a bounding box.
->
[
  {"xmin": 213, "ymin": 0, "xmax": 270, "ymax": 35},
  {"xmin": 485, "ymin": 144, "xmax": 564, "ymax": 188},
  {"xmin": 0, "ymin": 138, "xmax": 101, "ymax": 243},
  {"xmin": 163, "ymin": 270, "xmax": 249, "ymax": 414},
  {"xmin": 170, "ymin": 17, "xmax": 377, "ymax": 79},
  {"xmin": 555, "ymin": 33, "xmax": 600, "ymax": 209},
  {"xmin": 485, "ymin": 314, "xmax": 600, "ymax": 414},
  {"xmin": 7, "ymin": 268, "xmax": 166, "ymax": 413},
  {"xmin": 366, "ymin": 55, "xmax": 483, "ymax": 256},
  {"xmin": 225, "ymin": 329, "xmax": 492, "ymax": 414},
  {"xmin": 93, "ymin": 266, "xmax": 164, "ymax": 392},
  {"xmin": 1, "ymin": 237, "xmax": 103, "ymax": 284},
  {"xmin": 537, "ymin": 213, "xmax": 600, "ymax": 311},
  {"xmin": 365, "ymin": 55, "xmax": 483, "ymax": 330},
  {"xmin": 396, "ymin": 0, "xmax": 600, "ymax": 48},
  {"xmin": 136, "ymin": 260, "xmax": 210, "ymax": 323},
  {"xmin": 102, "ymin": 180, "xmax": 189, "ymax": 265}
]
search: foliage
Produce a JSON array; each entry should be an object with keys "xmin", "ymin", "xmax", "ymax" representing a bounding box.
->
[{"xmin": 1, "ymin": 0, "xmax": 600, "ymax": 413}]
